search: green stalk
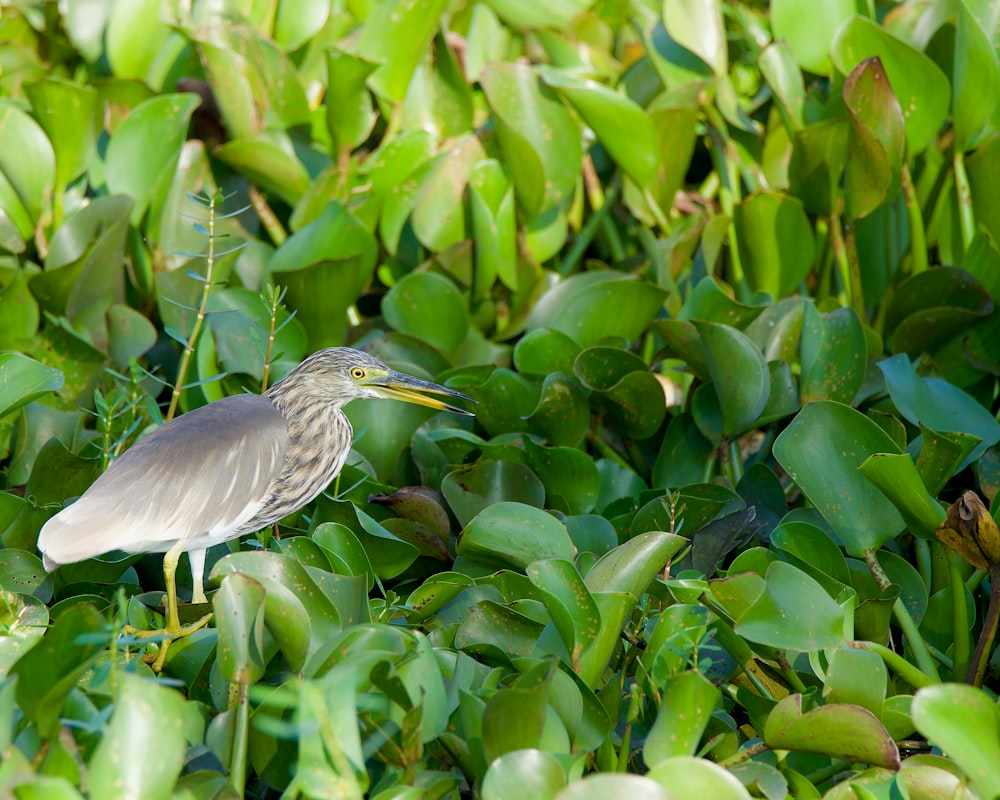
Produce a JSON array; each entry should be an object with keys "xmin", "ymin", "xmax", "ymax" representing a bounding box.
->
[
  {"xmin": 229, "ymin": 681, "xmax": 250, "ymax": 798},
  {"xmin": 849, "ymin": 641, "xmax": 936, "ymax": 688},
  {"xmin": 952, "ymin": 151, "xmax": 976, "ymax": 251},
  {"xmin": 967, "ymin": 565, "xmax": 1000, "ymax": 687},
  {"xmin": 827, "ymin": 213, "xmax": 852, "ymax": 310},
  {"xmin": 842, "ymin": 221, "xmax": 866, "ymax": 320},
  {"xmin": 166, "ymin": 193, "xmax": 220, "ymax": 422},
  {"xmin": 560, "ymin": 182, "xmax": 620, "ymax": 276},
  {"xmin": 949, "ymin": 549, "xmax": 972, "ymax": 682},
  {"xmin": 899, "ymin": 165, "xmax": 928, "ymax": 274},
  {"xmin": 864, "ymin": 548, "xmax": 940, "ymax": 681}
]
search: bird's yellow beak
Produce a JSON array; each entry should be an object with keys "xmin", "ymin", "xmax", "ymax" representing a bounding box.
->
[{"xmin": 365, "ymin": 370, "xmax": 476, "ymax": 415}]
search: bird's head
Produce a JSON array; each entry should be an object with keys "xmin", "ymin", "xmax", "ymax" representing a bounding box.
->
[{"xmin": 269, "ymin": 347, "xmax": 475, "ymax": 415}]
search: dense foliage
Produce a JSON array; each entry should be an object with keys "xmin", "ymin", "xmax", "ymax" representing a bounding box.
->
[{"xmin": 2, "ymin": 0, "xmax": 1000, "ymax": 797}]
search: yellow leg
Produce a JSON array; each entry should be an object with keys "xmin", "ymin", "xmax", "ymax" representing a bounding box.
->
[{"xmin": 124, "ymin": 541, "xmax": 212, "ymax": 671}]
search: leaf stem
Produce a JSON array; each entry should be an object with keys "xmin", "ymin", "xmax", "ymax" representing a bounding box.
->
[
  {"xmin": 949, "ymin": 549, "xmax": 971, "ymax": 682},
  {"xmin": 899, "ymin": 165, "xmax": 927, "ymax": 274},
  {"xmin": 848, "ymin": 640, "xmax": 936, "ymax": 688},
  {"xmin": 967, "ymin": 564, "xmax": 1000, "ymax": 687},
  {"xmin": 952, "ymin": 150, "xmax": 976, "ymax": 252}
]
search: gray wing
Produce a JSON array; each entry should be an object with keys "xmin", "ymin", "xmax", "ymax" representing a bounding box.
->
[{"xmin": 38, "ymin": 393, "xmax": 287, "ymax": 566}]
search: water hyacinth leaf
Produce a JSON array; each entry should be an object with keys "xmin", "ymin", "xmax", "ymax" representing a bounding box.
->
[
  {"xmin": 843, "ymin": 56, "xmax": 905, "ymax": 222},
  {"xmin": 644, "ymin": 671, "xmax": 720, "ymax": 765},
  {"xmin": 358, "ymin": 0, "xmax": 449, "ymax": 101},
  {"xmin": 470, "ymin": 159, "xmax": 518, "ymax": 297},
  {"xmin": 652, "ymin": 414, "xmax": 715, "ymax": 489},
  {"xmin": 88, "ymin": 673, "xmax": 188, "ymax": 800},
  {"xmin": 24, "ymin": 79, "xmax": 97, "ymax": 191},
  {"xmin": 824, "ymin": 644, "xmax": 886, "ymax": 718},
  {"xmin": 458, "ymin": 502, "xmax": 575, "ymax": 571},
  {"xmin": 0, "ymin": 100, "xmax": 55, "ymax": 237},
  {"xmin": 214, "ymin": 136, "xmax": 311, "ymax": 207},
  {"xmin": 0, "ymin": 353, "xmax": 64, "ymax": 419},
  {"xmin": 528, "ymin": 272, "xmax": 667, "ymax": 348},
  {"xmin": 482, "ymin": 749, "xmax": 566, "ymax": 800},
  {"xmin": 734, "ymin": 191, "xmax": 815, "ymax": 299},
  {"xmin": 514, "ymin": 329, "xmax": 582, "ymax": 376},
  {"xmin": 523, "ymin": 372, "xmax": 590, "ymax": 448},
  {"xmin": 885, "ymin": 267, "xmax": 993, "ymax": 357},
  {"xmin": 649, "ymin": 104, "xmax": 698, "ymax": 210},
  {"xmin": 528, "ymin": 559, "xmax": 600, "ymax": 658},
  {"xmin": 105, "ymin": 94, "xmax": 200, "ymax": 226},
  {"xmin": 788, "ymin": 118, "xmax": 849, "ymax": 217},
  {"xmin": 773, "ymin": 402, "xmax": 906, "ymax": 555},
  {"xmin": 771, "ymin": 521, "xmax": 852, "ymax": 587},
  {"xmin": 274, "ymin": 0, "xmax": 330, "ymax": 50},
  {"xmin": 474, "ymin": 369, "xmax": 542, "ymax": 437},
  {"xmin": 584, "ymin": 531, "xmax": 686, "ymax": 595},
  {"xmin": 382, "ymin": 272, "xmax": 469, "ymax": 353},
  {"xmin": 953, "ymin": 0, "xmax": 1000, "ymax": 151},
  {"xmin": 555, "ymin": 774, "xmax": 675, "ymax": 799},
  {"xmin": 325, "ymin": 48, "xmax": 377, "ymax": 154},
  {"xmin": 916, "ymin": 427, "xmax": 979, "ymax": 497},
  {"xmin": 484, "ymin": 0, "xmax": 591, "ymax": 30},
  {"xmin": 539, "ymin": 66, "xmax": 657, "ymax": 186},
  {"xmin": 771, "ymin": 0, "xmax": 854, "ymax": 75},
  {"xmin": 523, "ymin": 438, "xmax": 599, "ymax": 515},
  {"xmin": 676, "ymin": 276, "xmax": 768, "ymax": 327},
  {"xmin": 0, "ymin": 591, "xmax": 47, "ymax": 680},
  {"xmin": 764, "ymin": 694, "xmax": 900, "ymax": 769},
  {"xmin": 10, "ymin": 604, "xmax": 106, "ymax": 738},
  {"xmin": 858, "ymin": 453, "xmax": 946, "ymax": 539},
  {"xmin": 879, "ymin": 354, "xmax": 1000, "ymax": 465},
  {"xmin": 662, "ymin": 0, "xmax": 727, "ymax": 76},
  {"xmin": 759, "ymin": 42, "xmax": 805, "ymax": 132},
  {"xmin": 596, "ymin": 371, "xmax": 667, "ymax": 441},
  {"xmin": 455, "ymin": 600, "xmax": 547, "ymax": 662},
  {"xmin": 734, "ymin": 561, "xmax": 845, "ymax": 651},
  {"xmin": 443, "ymin": 460, "xmax": 546, "ymax": 527},
  {"xmin": 694, "ymin": 321, "xmax": 769, "ymax": 436},
  {"xmin": 800, "ymin": 304, "xmax": 865, "ymax": 405},
  {"xmin": 648, "ymin": 757, "xmax": 752, "ymax": 799},
  {"xmin": 269, "ymin": 202, "xmax": 377, "ymax": 348},
  {"xmin": 481, "ymin": 62, "xmax": 581, "ymax": 217},
  {"xmin": 411, "ymin": 134, "xmax": 486, "ymax": 252},
  {"xmin": 831, "ymin": 17, "xmax": 950, "ymax": 155},
  {"xmin": 211, "ymin": 551, "xmax": 339, "ymax": 670},
  {"xmin": 214, "ymin": 574, "xmax": 267, "ymax": 687},
  {"xmin": 911, "ymin": 684, "xmax": 1000, "ymax": 800}
]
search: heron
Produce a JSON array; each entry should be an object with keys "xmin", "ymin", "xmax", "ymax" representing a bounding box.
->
[{"xmin": 37, "ymin": 347, "xmax": 474, "ymax": 669}]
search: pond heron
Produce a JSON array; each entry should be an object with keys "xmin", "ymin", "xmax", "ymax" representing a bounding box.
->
[{"xmin": 38, "ymin": 347, "xmax": 474, "ymax": 668}]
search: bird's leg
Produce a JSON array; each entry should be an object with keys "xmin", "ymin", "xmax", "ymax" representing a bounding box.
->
[
  {"xmin": 124, "ymin": 541, "xmax": 212, "ymax": 672},
  {"xmin": 188, "ymin": 547, "xmax": 208, "ymax": 605}
]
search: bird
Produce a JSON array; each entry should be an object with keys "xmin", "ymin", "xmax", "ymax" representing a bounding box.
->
[{"xmin": 37, "ymin": 347, "xmax": 475, "ymax": 668}]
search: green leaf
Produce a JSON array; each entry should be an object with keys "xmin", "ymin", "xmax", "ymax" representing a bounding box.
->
[
  {"xmin": 214, "ymin": 573, "xmax": 267, "ymax": 685},
  {"xmin": 0, "ymin": 100, "xmax": 55, "ymax": 237},
  {"xmin": 735, "ymin": 192, "xmax": 815, "ymax": 298},
  {"xmin": 953, "ymin": 0, "xmax": 1000, "ymax": 151},
  {"xmin": 842, "ymin": 57, "xmax": 905, "ymax": 221},
  {"xmin": 105, "ymin": 94, "xmax": 200, "ymax": 226},
  {"xmin": 214, "ymin": 135, "xmax": 312, "ymax": 207},
  {"xmin": 735, "ymin": 561, "xmax": 845, "ymax": 650},
  {"xmin": 645, "ymin": 671, "xmax": 720, "ymax": 764},
  {"xmin": 325, "ymin": 49, "xmax": 378, "ymax": 154},
  {"xmin": 10, "ymin": 604, "xmax": 106, "ymax": 738},
  {"xmin": 773, "ymin": 402, "xmax": 906, "ymax": 555},
  {"xmin": 800, "ymin": 304, "xmax": 866, "ymax": 405},
  {"xmin": 527, "ymin": 559, "xmax": 601, "ymax": 659},
  {"xmin": 694, "ymin": 321, "xmax": 770, "ymax": 436},
  {"xmin": 878, "ymin": 354, "xmax": 1000, "ymax": 466},
  {"xmin": 481, "ymin": 62, "xmax": 581, "ymax": 217},
  {"xmin": 88, "ymin": 674, "xmax": 188, "ymax": 800},
  {"xmin": 911, "ymin": 683, "xmax": 1000, "ymax": 800},
  {"xmin": 771, "ymin": 0, "xmax": 854, "ymax": 75},
  {"xmin": 0, "ymin": 353, "xmax": 64, "ymax": 419},
  {"xmin": 662, "ymin": 0, "xmax": 727, "ymax": 76},
  {"xmin": 764, "ymin": 694, "xmax": 900, "ymax": 769},
  {"xmin": 382, "ymin": 272, "xmax": 469, "ymax": 353},
  {"xmin": 647, "ymin": 756, "xmax": 753, "ymax": 799},
  {"xmin": 24, "ymin": 79, "xmax": 97, "ymax": 191},
  {"xmin": 457, "ymin": 502, "xmax": 575, "ymax": 571},
  {"xmin": 857, "ymin": 453, "xmax": 946, "ymax": 539},
  {"xmin": 482, "ymin": 749, "xmax": 567, "ymax": 800},
  {"xmin": 358, "ymin": 0, "xmax": 450, "ymax": 102},
  {"xmin": 831, "ymin": 17, "xmax": 950, "ymax": 154},
  {"xmin": 539, "ymin": 66, "xmax": 657, "ymax": 186},
  {"xmin": 470, "ymin": 159, "xmax": 518, "ymax": 296},
  {"xmin": 411, "ymin": 134, "xmax": 486, "ymax": 251},
  {"xmin": 555, "ymin": 774, "xmax": 675, "ymax": 799}
]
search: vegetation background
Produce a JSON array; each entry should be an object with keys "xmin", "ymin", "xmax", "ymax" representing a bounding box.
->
[{"xmin": 2, "ymin": 0, "xmax": 1000, "ymax": 797}]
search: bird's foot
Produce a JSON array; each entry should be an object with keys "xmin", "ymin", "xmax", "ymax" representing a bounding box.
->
[{"xmin": 124, "ymin": 612, "xmax": 214, "ymax": 672}]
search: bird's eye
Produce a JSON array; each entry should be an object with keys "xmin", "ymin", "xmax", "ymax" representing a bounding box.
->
[{"xmin": 350, "ymin": 367, "xmax": 366, "ymax": 379}]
